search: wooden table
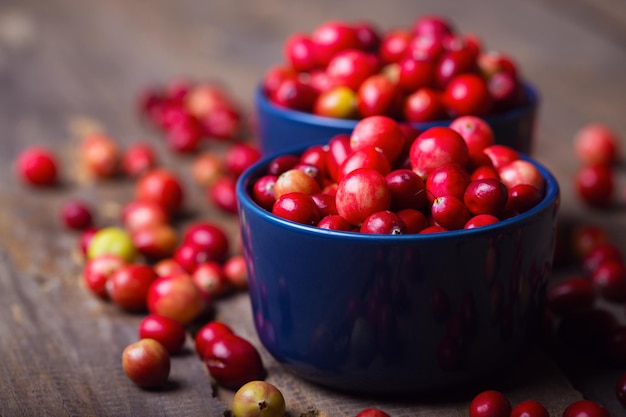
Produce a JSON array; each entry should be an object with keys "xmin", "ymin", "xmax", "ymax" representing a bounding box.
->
[{"xmin": 1, "ymin": 0, "xmax": 625, "ymax": 415}]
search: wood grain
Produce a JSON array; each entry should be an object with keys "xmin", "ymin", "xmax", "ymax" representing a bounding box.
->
[{"xmin": 1, "ymin": 0, "xmax": 625, "ymax": 415}]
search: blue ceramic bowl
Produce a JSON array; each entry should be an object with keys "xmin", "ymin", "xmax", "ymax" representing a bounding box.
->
[
  {"xmin": 254, "ymin": 83, "xmax": 539, "ymax": 156},
  {"xmin": 237, "ymin": 147, "xmax": 559, "ymax": 394}
]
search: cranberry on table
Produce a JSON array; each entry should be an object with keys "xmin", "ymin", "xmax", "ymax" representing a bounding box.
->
[
  {"xmin": 139, "ymin": 314, "xmax": 186, "ymax": 354},
  {"xmin": 192, "ymin": 261, "xmax": 230, "ymax": 301},
  {"xmin": 562, "ymin": 400, "xmax": 610, "ymax": 417},
  {"xmin": 203, "ymin": 333, "xmax": 265, "ymax": 389},
  {"xmin": 182, "ymin": 222, "xmax": 230, "ymax": 263},
  {"xmin": 510, "ymin": 399, "xmax": 549, "ymax": 417},
  {"xmin": 574, "ymin": 164, "xmax": 615, "ymax": 208},
  {"xmin": 83, "ymin": 254, "xmax": 125, "ymax": 299},
  {"xmin": 191, "ymin": 151, "xmax": 224, "ymax": 187},
  {"xmin": 468, "ymin": 390, "xmax": 511, "ymax": 417},
  {"xmin": 16, "ymin": 146, "xmax": 59, "ymax": 187},
  {"xmin": 135, "ymin": 168, "xmax": 185, "ymax": 215},
  {"xmin": 574, "ymin": 123, "xmax": 620, "ymax": 166},
  {"xmin": 147, "ymin": 273, "xmax": 205, "ymax": 325},
  {"xmin": 107, "ymin": 264, "xmax": 158, "ymax": 312},
  {"xmin": 547, "ymin": 277, "xmax": 595, "ymax": 316},
  {"xmin": 209, "ymin": 176, "xmax": 239, "ymax": 214},
  {"xmin": 131, "ymin": 223, "xmax": 178, "ymax": 261},
  {"xmin": 122, "ymin": 142, "xmax": 157, "ymax": 178},
  {"xmin": 122, "ymin": 200, "xmax": 170, "ymax": 233},
  {"xmin": 591, "ymin": 259, "xmax": 626, "ymax": 302},
  {"xmin": 60, "ymin": 199, "xmax": 94, "ymax": 230},
  {"xmin": 582, "ymin": 243, "xmax": 623, "ymax": 273},
  {"xmin": 232, "ymin": 380, "xmax": 286, "ymax": 417},
  {"xmin": 122, "ymin": 338, "xmax": 170, "ymax": 389},
  {"xmin": 224, "ymin": 142, "xmax": 261, "ymax": 178},
  {"xmin": 571, "ymin": 224, "xmax": 609, "ymax": 261},
  {"xmin": 195, "ymin": 320, "xmax": 234, "ymax": 358},
  {"xmin": 223, "ymin": 254, "xmax": 248, "ymax": 291},
  {"xmin": 80, "ymin": 132, "xmax": 121, "ymax": 178},
  {"xmin": 354, "ymin": 408, "xmax": 391, "ymax": 417}
]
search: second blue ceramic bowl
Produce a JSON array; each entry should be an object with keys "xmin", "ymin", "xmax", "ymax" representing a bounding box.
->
[
  {"xmin": 237, "ymin": 146, "xmax": 559, "ymax": 394},
  {"xmin": 254, "ymin": 83, "xmax": 539, "ymax": 156}
]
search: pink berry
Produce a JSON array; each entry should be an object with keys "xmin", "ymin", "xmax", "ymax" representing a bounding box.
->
[
  {"xmin": 16, "ymin": 146, "xmax": 59, "ymax": 186},
  {"xmin": 574, "ymin": 123, "xmax": 619, "ymax": 166}
]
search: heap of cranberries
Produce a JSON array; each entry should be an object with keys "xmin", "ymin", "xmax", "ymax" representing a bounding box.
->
[
  {"xmin": 263, "ymin": 15, "xmax": 529, "ymax": 122},
  {"xmin": 250, "ymin": 115, "xmax": 546, "ymax": 233}
]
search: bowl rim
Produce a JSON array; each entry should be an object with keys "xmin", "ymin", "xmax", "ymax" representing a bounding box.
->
[
  {"xmin": 236, "ymin": 146, "xmax": 560, "ymax": 243},
  {"xmin": 254, "ymin": 82, "xmax": 539, "ymax": 129}
]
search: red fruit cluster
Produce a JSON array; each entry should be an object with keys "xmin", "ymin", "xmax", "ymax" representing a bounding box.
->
[
  {"xmin": 469, "ymin": 389, "xmax": 610, "ymax": 417},
  {"xmin": 250, "ymin": 115, "xmax": 545, "ymax": 233},
  {"xmin": 139, "ymin": 79, "xmax": 244, "ymax": 153},
  {"xmin": 263, "ymin": 16, "xmax": 528, "ymax": 122},
  {"xmin": 548, "ymin": 223, "xmax": 626, "ymax": 367},
  {"xmin": 573, "ymin": 123, "xmax": 621, "ymax": 208}
]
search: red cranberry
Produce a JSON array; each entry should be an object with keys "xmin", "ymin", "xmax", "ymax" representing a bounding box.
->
[
  {"xmin": 195, "ymin": 320, "xmax": 234, "ymax": 358},
  {"xmin": 310, "ymin": 20, "xmax": 360, "ymax": 67},
  {"xmin": 413, "ymin": 14, "xmax": 455, "ymax": 38},
  {"xmin": 379, "ymin": 29, "xmax": 412, "ymax": 64},
  {"xmin": 397, "ymin": 57, "xmax": 437, "ymax": 92},
  {"xmin": 463, "ymin": 178, "xmax": 508, "ymax": 216},
  {"xmin": 223, "ymin": 255, "xmax": 248, "ymax": 291},
  {"xmin": 583, "ymin": 243, "xmax": 623, "ymax": 273},
  {"xmin": 274, "ymin": 168, "xmax": 322, "ymax": 198},
  {"xmin": 562, "ymin": 400, "xmax": 609, "ymax": 417},
  {"xmin": 403, "ymin": 88, "xmax": 447, "ymax": 122},
  {"xmin": 505, "ymin": 184, "xmax": 543, "ymax": 214},
  {"xmin": 431, "ymin": 195, "xmax": 471, "ymax": 230},
  {"xmin": 284, "ymin": 33, "xmax": 318, "ymax": 72},
  {"xmin": 135, "ymin": 169, "xmax": 184, "ymax": 215},
  {"xmin": 436, "ymin": 47, "xmax": 478, "ymax": 88},
  {"xmin": 122, "ymin": 338, "xmax": 170, "ymax": 389},
  {"xmin": 139, "ymin": 314, "xmax": 186, "ymax": 354},
  {"xmin": 203, "ymin": 333, "xmax": 265, "ymax": 389},
  {"xmin": 498, "ymin": 159, "xmax": 545, "ymax": 195},
  {"xmin": 409, "ymin": 126, "xmax": 469, "ymax": 179},
  {"xmin": 355, "ymin": 408, "xmax": 391, "ymax": 417},
  {"xmin": 107, "ymin": 264, "xmax": 158, "ymax": 312},
  {"xmin": 192, "ymin": 261, "xmax": 230, "ymax": 301},
  {"xmin": 353, "ymin": 20, "xmax": 381, "ymax": 52},
  {"xmin": 60, "ymin": 199, "xmax": 94, "ymax": 230},
  {"xmin": 510, "ymin": 400, "xmax": 549, "ymax": 417},
  {"xmin": 483, "ymin": 144, "xmax": 520, "ymax": 170},
  {"xmin": 592, "ymin": 260, "xmax": 626, "ymax": 302},
  {"xmin": 224, "ymin": 142, "xmax": 261, "ymax": 178},
  {"xmin": 571, "ymin": 224, "xmax": 609, "ymax": 261},
  {"xmin": 350, "ymin": 115, "xmax": 405, "ymax": 165},
  {"xmin": 338, "ymin": 146, "xmax": 391, "ymax": 180},
  {"xmin": 465, "ymin": 214, "xmax": 499, "ymax": 229},
  {"xmin": 173, "ymin": 242, "xmax": 211, "ymax": 273},
  {"xmin": 443, "ymin": 73, "xmax": 492, "ymax": 117},
  {"xmin": 262, "ymin": 65, "xmax": 298, "ymax": 98},
  {"xmin": 547, "ymin": 277, "xmax": 595, "ymax": 316},
  {"xmin": 397, "ymin": 208, "xmax": 427, "ymax": 233},
  {"xmin": 147, "ymin": 274, "xmax": 205, "ymax": 325},
  {"xmin": 335, "ymin": 168, "xmax": 391, "ymax": 226},
  {"xmin": 123, "ymin": 142, "xmax": 157, "ymax": 178},
  {"xmin": 574, "ymin": 164, "xmax": 614, "ymax": 208},
  {"xmin": 252, "ymin": 175, "xmax": 278, "ymax": 211},
  {"xmin": 131, "ymin": 223, "xmax": 178, "ymax": 261},
  {"xmin": 165, "ymin": 115, "xmax": 203, "ymax": 153},
  {"xmin": 326, "ymin": 134, "xmax": 353, "ymax": 181},
  {"xmin": 356, "ymin": 74, "xmax": 402, "ymax": 118},
  {"xmin": 326, "ymin": 49, "xmax": 379, "ymax": 91},
  {"xmin": 182, "ymin": 222, "xmax": 230, "ymax": 263},
  {"xmin": 78, "ymin": 227, "xmax": 100, "ymax": 257},
  {"xmin": 209, "ymin": 176, "xmax": 238, "ymax": 214},
  {"xmin": 267, "ymin": 154, "xmax": 300, "ymax": 177},
  {"xmin": 574, "ymin": 123, "xmax": 619, "ymax": 166},
  {"xmin": 83, "ymin": 254, "xmax": 125, "ymax": 299},
  {"xmin": 386, "ymin": 169, "xmax": 427, "ymax": 210},
  {"xmin": 122, "ymin": 200, "xmax": 169, "ymax": 233},
  {"xmin": 360, "ymin": 210, "xmax": 406, "ymax": 234},
  {"xmin": 271, "ymin": 78, "xmax": 317, "ymax": 112},
  {"xmin": 317, "ymin": 215, "xmax": 353, "ymax": 231},
  {"xmin": 311, "ymin": 193, "xmax": 338, "ymax": 217},
  {"xmin": 80, "ymin": 133, "xmax": 121, "ymax": 178},
  {"xmin": 16, "ymin": 146, "xmax": 59, "ymax": 187},
  {"xmin": 425, "ymin": 162, "xmax": 471, "ymax": 204},
  {"xmin": 449, "ymin": 115, "xmax": 495, "ymax": 155},
  {"xmin": 153, "ymin": 258, "xmax": 187, "ymax": 277},
  {"xmin": 272, "ymin": 192, "xmax": 321, "ymax": 226},
  {"xmin": 468, "ymin": 390, "xmax": 511, "ymax": 417},
  {"xmin": 191, "ymin": 151, "xmax": 223, "ymax": 187}
]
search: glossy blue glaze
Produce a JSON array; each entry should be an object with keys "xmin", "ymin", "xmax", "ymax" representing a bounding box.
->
[
  {"xmin": 236, "ymin": 148, "xmax": 559, "ymax": 394},
  {"xmin": 254, "ymin": 84, "xmax": 539, "ymax": 156}
]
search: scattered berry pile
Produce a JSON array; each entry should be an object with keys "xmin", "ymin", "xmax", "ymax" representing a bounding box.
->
[
  {"xmin": 250, "ymin": 114, "xmax": 546, "ymax": 233},
  {"xmin": 263, "ymin": 16, "xmax": 529, "ymax": 122}
]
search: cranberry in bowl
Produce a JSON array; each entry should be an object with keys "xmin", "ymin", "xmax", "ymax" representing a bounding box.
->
[
  {"xmin": 255, "ymin": 16, "xmax": 539, "ymax": 156},
  {"xmin": 236, "ymin": 126, "xmax": 559, "ymax": 394}
]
